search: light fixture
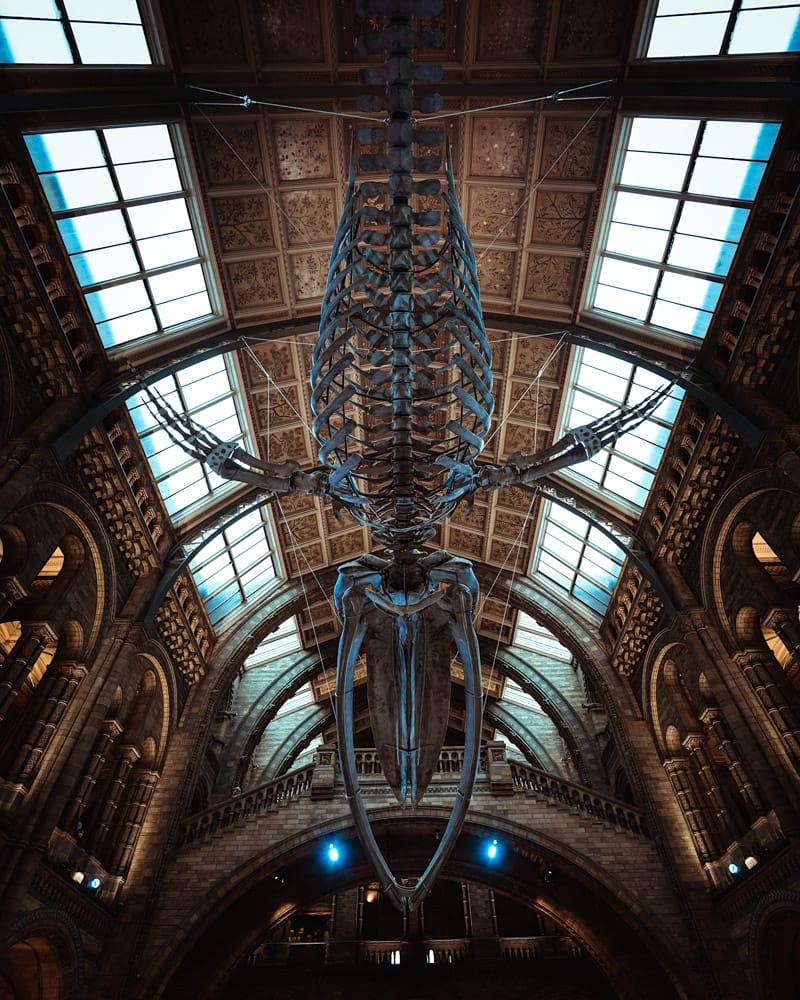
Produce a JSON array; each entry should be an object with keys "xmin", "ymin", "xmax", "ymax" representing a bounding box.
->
[
  {"xmin": 327, "ymin": 842, "xmax": 340, "ymax": 864},
  {"xmin": 745, "ymin": 855, "xmax": 759, "ymax": 869},
  {"xmin": 486, "ymin": 838, "xmax": 500, "ymax": 861},
  {"xmin": 87, "ymin": 876, "xmax": 102, "ymax": 891},
  {"xmin": 71, "ymin": 871, "xmax": 85, "ymax": 884},
  {"xmin": 728, "ymin": 861, "xmax": 740, "ymax": 876}
]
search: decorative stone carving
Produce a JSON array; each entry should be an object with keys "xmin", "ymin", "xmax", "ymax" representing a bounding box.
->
[
  {"xmin": 227, "ymin": 258, "xmax": 282, "ymax": 309},
  {"xmin": 447, "ymin": 527, "xmax": 485, "ymax": 558},
  {"xmin": 494, "ymin": 510, "xmax": 529, "ymax": 539},
  {"xmin": 532, "ymin": 191, "xmax": 592, "ymax": 247},
  {"xmin": 609, "ymin": 578, "xmax": 664, "ymax": 677},
  {"xmin": 523, "ymin": 254, "xmax": 579, "ymax": 303},
  {"xmin": 274, "ymin": 121, "xmax": 333, "ymax": 181},
  {"xmin": 259, "ymin": 426, "xmax": 312, "ymax": 466},
  {"xmin": 213, "ymin": 195, "xmax": 275, "ymax": 252},
  {"xmin": 172, "ymin": 0, "xmax": 246, "ymax": 63},
  {"xmin": 470, "ymin": 119, "xmax": 530, "ymax": 178},
  {"xmin": 507, "ymin": 379, "xmax": 557, "ymax": 424},
  {"xmin": 540, "ymin": 118, "xmax": 602, "ymax": 181},
  {"xmin": 284, "ymin": 542, "xmax": 325, "ymax": 575},
  {"xmin": 199, "ymin": 121, "xmax": 264, "ymax": 186},
  {"xmin": 280, "ymin": 189, "xmax": 336, "ymax": 245},
  {"xmin": 475, "ymin": 0, "xmax": 545, "ymax": 62},
  {"xmin": 256, "ymin": 0, "xmax": 325, "ymax": 64},
  {"xmin": 477, "ymin": 250, "xmax": 515, "ymax": 297},
  {"xmin": 245, "ymin": 342, "xmax": 296, "ymax": 384},
  {"xmin": 490, "ymin": 538, "xmax": 526, "ymax": 566},
  {"xmin": 513, "ymin": 335, "xmax": 565, "ymax": 380},
  {"xmin": 254, "ymin": 384, "xmax": 302, "ymax": 428},
  {"xmin": 329, "ymin": 531, "xmax": 365, "ymax": 562},
  {"xmin": 501, "ymin": 421, "xmax": 540, "ymax": 457},
  {"xmin": 450, "ymin": 503, "xmax": 488, "ymax": 531},
  {"xmin": 291, "ymin": 252, "xmax": 329, "ymax": 299},
  {"xmin": 469, "ymin": 187, "xmax": 523, "ymax": 241},
  {"xmin": 555, "ymin": 0, "xmax": 628, "ymax": 59}
]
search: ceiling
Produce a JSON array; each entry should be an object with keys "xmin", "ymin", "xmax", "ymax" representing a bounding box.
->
[{"xmin": 4, "ymin": 0, "xmax": 797, "ymax": 776}]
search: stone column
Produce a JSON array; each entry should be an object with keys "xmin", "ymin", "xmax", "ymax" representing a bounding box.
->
[
  {"xmin": 699, "ymin": 706, "xmax": 765, "ymax": 822},
  {"xmin": 466, "ymin": 883, "xmax": 498, "ymax": 960},
  {"xmin": 683, "ymin": 732, "xmax": 739, "ymax": 844},
  {"xmin": 663, "ymin": 756, "xmax": 721, "ymax": 863},
  {"xmin": 0, "ymin": 577, "xmax": 26, "ymax": 621},
  {"xmin": 61, "ymin": 719, "xmax": 124, "ymax": 832},
  {"xmin": 7, "ymin": 659, "xmax": 87, "ymax": 788},
  {"xmin": 734, "ymin": 649, "xmax": 800, "ymax": 763},
  {"xmin": 327, "ymin": 886, "xmax": 360, "ymax": 963},
  {"xmin": 89, "ymin": 744, "xmax": 141, "ymax": 860},
  {"xmin": 107, "ymin": 769, "xmax": 159, "ymax": 876},
  {"xmin": 0, "ymin": 622, "xmax": 58, "ymax": 723},
  {"xmin": 763, "ymin": 609, "xmax": 800, "ymax": 690}
]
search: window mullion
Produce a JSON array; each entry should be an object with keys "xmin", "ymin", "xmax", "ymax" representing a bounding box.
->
[{"xmin": 721, "ymin": 0, "xmax": 744, "ymax": 54}]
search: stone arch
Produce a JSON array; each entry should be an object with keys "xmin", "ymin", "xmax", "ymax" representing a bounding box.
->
[
  {"xmin": 148, "ymin": 810, "xmax": 690, "ymax": 1000},
  {"xmin": 748, "ymin": 890, "xmax": 800, "ymax": 1000},
  {"xmin": 0, "ymin": 909, "xmax": 84, "ymax": 1000}
]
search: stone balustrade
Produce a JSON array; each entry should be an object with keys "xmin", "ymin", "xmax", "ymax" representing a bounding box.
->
[{"xmin": 176, "ymin": 748, "xmax": 650, "ymax": 849}]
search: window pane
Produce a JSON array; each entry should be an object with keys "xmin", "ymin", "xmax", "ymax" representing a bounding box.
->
[
  {"xmin": 86, "ymin": 279, "xmax": 149, "ymax": 322},
  {"xmin": 128, "ymin": 198, "xmax": 192, "ymax": 239},
  {"xmin": 40, "ymin": 168, "xmax": 116, "ymax": 210},
  {"xmin": 104, "ymin": 124, "xmax": 173, "ymax": 164},
  {"xmin": 98, "ymin": 309, "xmax": 157, "ymax": 346},
  {"xmin": 667, "ymin": 233, "xmax": 735, "ymax": 274},
  {"xmin": 71, "ymin": 243, "xmax": 139, "ymax": 284},
  {"xmin": 138, "ymin": 230, "xmax": 198, "ymax": 269},
  {"xmin": 648, "ymin": 12, "xmax": 728, "ymax": 56},
  {"xmin": 58, "ymin": 210, "xmax": 129, "ymax": 253},
  {"xmin": 730, "ymin": 7, "xmax": 800, "ymax": 52},
  {"xmin": 621, "ymin": 151, "xmax": 690, "ymax": 190},
  {"xmin": 0, "ymin": 20, "xmax": 72, "ymax": 62},
  {"xmin": 689, "ymin": 157, "xmax": 767, "ymax": 199},
  {"xmin": 64, "ymin": 0, "xmax": 141, "ymax": 22},
  {"xmin": 116, "ymin": 159, "xmax": 182, "ymax": 199},
  {"xmin": 607, "ymin": 221, "xmax": 669, "ymax": 262},
  {"xmin": 72, "ymin": 21, "xmax": 150, "ymax": 63},
  {"xmin": 26, "ymin": 130, "xmax": 104, "ymax": 172},
  {"xmin": 651, "ymin": 299, "xmax": 711, "ymax": 337}
]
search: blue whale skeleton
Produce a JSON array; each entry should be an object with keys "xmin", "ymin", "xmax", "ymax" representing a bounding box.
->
[{"xmin": 149, "ymin": 0, "xmax": 675, "ymax": 911}]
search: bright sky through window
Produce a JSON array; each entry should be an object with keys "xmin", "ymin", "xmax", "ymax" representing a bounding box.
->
[
  {"xmin": 647, "ymin": 0, "xmax": 800, "ymax": 57},
  {"xmin": 244, "ymin": 616, "xmax": 302, "ymax": 670},
  {"xmin": 0, "ymin": 0, "xmax": 152, "ymax": 64},
  {"xmin": 514, "ymin": 612, "xmax": 572, "ymax": 662},
  {"xmin": 25, "ymin": 124, "xmax": 215, "ymax": 349},
  {"xmin": 533, "ymin": 499, "xmax": 626, "ymax": 617},
  {"xmin": 127, "ymin": 356, "xmax": 248, "ymax": 519},
  {"xmin": 557, "ymin": 348, "xmax": 683, "ymax": 512},
  {"xmin": 587, "ymin": 117, "xmax": 779, "ymax": 338}
]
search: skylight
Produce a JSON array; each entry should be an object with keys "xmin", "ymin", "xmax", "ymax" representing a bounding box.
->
[
  {"xmin": 585, "ymin": 116, "xmax": 779, "ymax": 339},
  {"xmin": 514, "ymin": 612, "xmax": 572, "ymax": 662},
  {"xmin": 502, "ymin": 678, "xmax": 546, "ymax": 715},
  {"xmin": 244, "ymin": 616, "xmax": 303, "ymax": 669},
  {"xmin": 25, "ymin": 124, "xmax": 216, "ymax": 349},
  {"xmin": 647, "ymin": 0, "xmax": 800, "ymax": 57},
  {"xmin": 557, "ymin": 348, "xmax": 683, "ymax": 513},
  {"xmin": 1, "ymin": 0, "xmax": 153, "ymax": 64},
  {"xmin": 533, "ymin": 500, "xmax": 626, "ymax": 617},
  {"xmin": 188, "ymin": 508, "xmax": 279, "ymax": 626},
  {"xmin": 128, "ymin": 356, "xmax": 250, "ymax": 520},
  {"xmin": 274, "ymin": 682, "xmax": 315, "ymax": 719}
]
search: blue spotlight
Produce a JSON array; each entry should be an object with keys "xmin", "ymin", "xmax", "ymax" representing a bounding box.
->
[
  {"xmin": 327, "ymin": 842, "xmax": 340, "ymax": 864},
  {"xmin": 486, "ymin": 838, "xmax": 499, "ymax": 861},
  {"xmin": 728, "ymin": 861, "xmax": 740, "ymax": 876}
]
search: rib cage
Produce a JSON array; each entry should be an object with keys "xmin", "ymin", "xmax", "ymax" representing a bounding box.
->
[{"xmin": 310, "ymin": 2, "xmax": 493, "ymax": 550}]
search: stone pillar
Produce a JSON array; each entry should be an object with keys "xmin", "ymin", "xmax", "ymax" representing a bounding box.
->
[
  {"xmin": 683, "ymin": 733, "xmax": 739, "ymax": 844},
  {"xmin": 486, "ymin": 739, "xmax": 514, "ymax": 794},
  {"xmin": 699, "ymin": 706, "xmax": 765, "ymax": 822},
  {"xmin": 107, "ymin": 769, "xmax": 159, "ymax": 876},
  {"xmin": 466, "ymin": 883, "xmax": 498, "ymax": 960},
  {"xmin": 327, "ymin": 886, "xmax": 360, "ymax": 963},
  {"xmin": 6, "ymin": 659, "xmax": 87, "ymax": 788},
  {"xmin": 0, "ymin": 622, "xmax": 58, "ymax": 722},
  {"xmin": 311, "ymin": 744, "xmax": 336, "ymax": 799},
  {"xmin": 61, "ymin": 719, "xmax": 123, "ymax": 832},
  {"xmin": 89, "ymin": 744, "xmax": 141, "ymax": 860},
  {"xmin": 664, "ymin": 756, "xmax": 720, "ymax": 863},
  {"xmin": 763, "ymin": 609, "xmax": 800, "ymax": 689},
  {"xmin": 0, "ymin": 577, "xmax": 26, "ymax": 621},
  {"xmin": 734, "ymin": 649, "xmax": 800, "ymax": 763}
]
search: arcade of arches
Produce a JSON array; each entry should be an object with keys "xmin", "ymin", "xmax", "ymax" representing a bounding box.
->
[{"xmin": 1, "ymin": 1, "xmax": 800, "ymax": 998}]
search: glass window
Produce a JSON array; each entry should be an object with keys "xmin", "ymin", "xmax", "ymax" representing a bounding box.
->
[
  {"xmin": 585, "ymin": 116, "xmax": 779, "ymax": 339},
  {"xmin": 26, "ymin": 124, "xmax": 216, "ymax": 349},
  {"xmin": 646, "ymin": 0, "xmax": 800, "ymax": 57},
  {"xmin": 244, "ymin": 617, "xmax": 303, "ymax": 669},
  {"xmin": 189, "ymin": 509, "xmax": 280, "ymax": 627},
  {"xmin": 556, "ymin": 347, "xmax": 683, "ymax": 515},
  {"xmin": 0, "ymin": 0, "xmax": 153, "ymax": 64},
  {"xmin": 127, "ymin": 355, "xmax": 250, "ymax": 521},
  {"xmin": 533, "ymin": 499, "xmax": 626, "ymax": 617},
  {"xmin": 514, "ymin": 612, "xmax": 572, "ymax": 662}
]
